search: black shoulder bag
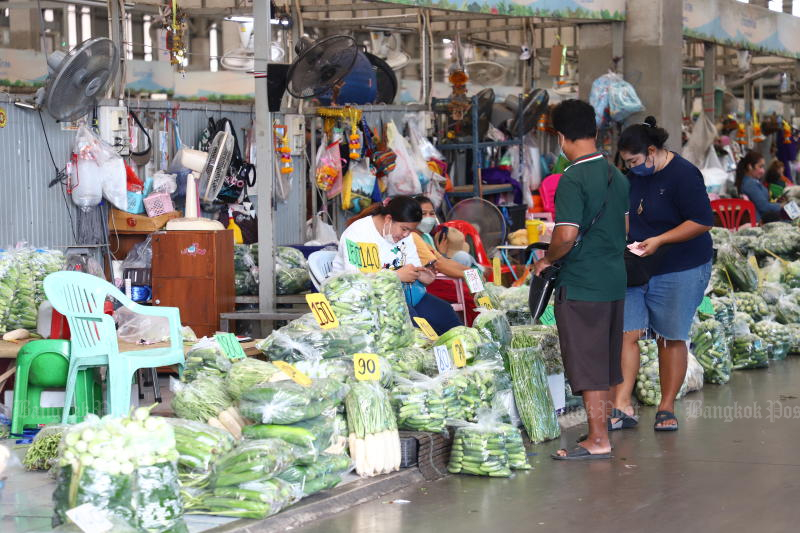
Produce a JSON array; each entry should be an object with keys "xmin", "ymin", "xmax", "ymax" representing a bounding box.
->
[{"xmin": 528, "ymin": 161, "xmax": 614, "ymax": 320}]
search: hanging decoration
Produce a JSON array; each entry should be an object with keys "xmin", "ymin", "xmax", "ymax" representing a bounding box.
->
[
  {"xmin": 736, "ymin": 122, "xmax": 747, "ymax": 145},
  {"xmin": 162, "ymin": 0, "xmax": 188, "ymax": 72},
  {"xmin": 447, "ymin": 34, "xmax": 470, "ymax": 127},
  {"xmin": 783, "ymin": 120, "xmax": 793, "ymax": 144},
  {"xmin": 752, "ymin": 111, "xmax": 765, "ymax": 144},
  {"xmin": 347, "ymin": 108, "xmax": 362, "ymax": 160},
  {"xmin": 274, "ymin": 125, "xmax": 293, "ymax": 175}
]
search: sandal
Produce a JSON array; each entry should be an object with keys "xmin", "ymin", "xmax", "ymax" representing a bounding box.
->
[
  {"xmin": 654, "ymin": 410, "xmax": 678, "ymax": 431},
  {"xmin": 552, "ymin": 445, "xmax": 612, "ymax": 461},
  {"xmin": 576, "ymin": 408, "xmax": 638, "ymax": 442}
]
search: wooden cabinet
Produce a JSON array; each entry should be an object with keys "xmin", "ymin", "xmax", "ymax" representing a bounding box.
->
[{"xmin": 151, "ymin": 230, "xmax": 234, "ymax": 337}]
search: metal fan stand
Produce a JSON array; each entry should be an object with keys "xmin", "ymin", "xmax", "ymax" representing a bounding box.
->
[{"xmin": 434, "ymin": 93, "xmax": 527, "ymax": 199}]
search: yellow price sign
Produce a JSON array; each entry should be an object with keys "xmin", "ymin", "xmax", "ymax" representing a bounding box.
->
[
  {"xmin": 353, "ymin": 353, "xmax": 381, "ymax": 381},
  {"xmin": 357, "ymin": 242, "xmax": 381, "ymax": 273},
  {"xmin": 477, "ymin": 296, "xmax": 494, "ymax": 310},
  {"xmin": 493, "ymin": 256, "xmax": 502, "ymax": 286},
  {"xmin": 306, "ymin": 293, "xmax": 339, "ymax": 329},
  {"xmin": 452, "ymin": 339, "xmax": 467, "ymax": 367},
  {"xmin": 413, "ymin": 316, "xmax": 439, "ymax": 340},
  {"xmin": 273, "ymin": 360, "xmax": 312, "ymax": 387}
]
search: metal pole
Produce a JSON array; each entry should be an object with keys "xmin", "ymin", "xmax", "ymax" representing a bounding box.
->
[
  {"xmin": 107, "ymin": 0, "xmax": 125, "ymax": 99},
  {"xmin": 255, "ymin": 0, "xmax": 275, "ymax": 334},
  {"xmin": 703, "ymin": 43, "xmax": 715, "ymax": 121}
]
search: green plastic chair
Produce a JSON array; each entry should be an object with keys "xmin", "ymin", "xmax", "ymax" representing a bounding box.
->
[
  {"xmin": 10, "ymin": 339, "xmax": 102, "ymax": 435},
  {"xmin": 44, "ymin": 271, "xmax": 185, "ymax": 420}
]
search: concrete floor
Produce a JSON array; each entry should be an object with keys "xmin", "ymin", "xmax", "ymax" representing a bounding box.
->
[{"xmin": 294, "ymin": 358, "xmax": 800, "ymax": 533}]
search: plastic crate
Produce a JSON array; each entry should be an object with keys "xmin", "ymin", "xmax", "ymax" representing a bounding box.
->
[
  {"xmin": 143, "ymin": 192, "xmax": 174, "ymax": 217},
  {"xmin": 399, "ymin": 436, "xmax": 419, "ymax": 468},
  {"xmin": 123, "ymin": 268, "xmax": 151, "ymax": 285}
]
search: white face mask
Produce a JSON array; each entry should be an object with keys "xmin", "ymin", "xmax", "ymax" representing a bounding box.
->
[
  {"xmin": 418, "ymin": 216, "xmax": 437, "ymax": 234},
  {"xmin": 383, "ymin": 221, "xmax": 397, "ymax": 245}
]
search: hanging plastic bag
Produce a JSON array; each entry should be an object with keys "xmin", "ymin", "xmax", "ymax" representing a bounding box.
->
[
  {"xmin": 342, "ymin": 159, "xmax": 376, "ymax": 212},
  {"xmin": 589, "ymin": 73, "xmax": 614, "ymax": 128},
  {"xmin": 70, "ymin": 125, "xmax": 104, "ymax": 210},
  {"xmin": 385, "ymin": 121, "xmax": 422, "ymax": 197},
  {"xmin": 304, "ymin": 211, "xmax": 338, "ymax": 245},
  {"xmin": 315, "ymin": 134, "xmax": 343, "ymax": 199},
  {"xmin": 608, "ymin": 74, "xmax": 645, "ymax": 122}
]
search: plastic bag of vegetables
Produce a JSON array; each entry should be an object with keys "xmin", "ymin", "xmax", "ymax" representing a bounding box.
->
[
  {"xmin": 383, "ymin": 344, "xmax": 426, "ymax": 378},
  {"xmin": 391, "ymin": 372, "xmax": 447, "ymax": 433},
  {"xmin": 733, "ymin": 292, "xmax": 769, "ymax": 320},
  {"xmin": 717, "ymin": 244, "xmax": 758, "ymax": 292},
  {"xmin": 276, "ymin": 246, "xmax": 307, "ymax": 269},
  {"xmin": 239, "ymin": 378, "xmax": 347, "ymax": 425},
  {"xmin": 760, "ymin": 282, "xmax": 786, "ymax": 307},
  {"xmin": 730, "ymin": 232, "xmax": 760, "ymax": 257},
  {"xmin": 212, "ymin": 439, "xmax": 301, "ymax": 487},
  {"xmin": 278, "ymin": 453, "xmax": 352, "ymax": 497},
  {"xmin": 634, "ymin": 340, "xmax": 692, "ymax": 405},
  {"xmin": 243, "ymin": 415, "xmax": 337, "ymax": 460},
  {"xmin": 445, "ymin": 362, "xmax": 505, "ymax": 422},
  {"xmin": 709, "ymin": 227, "xmax": 732, "ymax": 249},
  {"xmin": 473, "ymin": 310, "xmax": 512, "ymax": 346},
  {"xmin": 172, "ymin": 373, "xmax": 245, "ymax": 439},
  {"xmin": 761, "ymin": 258, "xmax": 784, "ymax": 285},
  {"xmin": 183, "ymin": 338, "xmax": 233, "ymax": 382},
  {"xmin": 709, "ymin": 265, "xmax": 732, "ymax": 296},
  {"xmin": 507, "ymin": 341, "xmax": 560, "ymax": 443},
  {"xmin": 184, "ymin": 477, "xmax": 301, "ymax": 519},
  {"xmin": 753, "ymin": 320, "xmax": 792, "ymax": 360},
  {"xmin": 447, "ymin": 409, "xmax": 530, "ymax": 477},
  {"xmin": 53, "ymin": 408, "xmax": 186, "ymax": 533},
  {"xmin": 372, "ymin": 270, "xmax": 416, "ymax": 352},
  {"xmin": 731, "ymin": 317, "xmax": 769, "ymax": 370},
  {"xmin": 775, "ymin": 295, "xmax": 800, "ymax": 325},
  {"xmin": 345, "ymin": 381, "xmax": 401, "ymax": 477},
  {"xmin": 276, "ymin": 267, "xmax": 312, "ymax": 295},
  {"xmin": 434, "ymin": 326, "xmax": 483, "ymax": 365},
  {"xmin": 512, "ymin": 325, "xmax": 564, "ymax": 375},
  {"xmin": 256, "ymin": 313, "xmax": 374, "ymax": 362},
  {"xmin": 758, "ymin": 223, "xmax": 800, "ymax": 258},
  {"xmin": 22, "ymin": 424, "xmax": 66, "ymax": 471},
  {"xmin": 784, "ymin": 260, "xmax": 800, "ymax": 288},
  {"xmin": 322, "ymin": 272, "xmax": 380, "ymax": 340},
  {"xmin": 691, "ymin": 319, "xmax": 732, "ymax": 384},
  {"xmin": 167, "ymin": 418, "xmax": 235, "ymax": 488},
  {"xmin": 0, "ymin": 253, "xmax": 17, "ymax": 332},
  {"xmin": 225, "ymin": 358, "xmax": 281, "ymax": 401}
]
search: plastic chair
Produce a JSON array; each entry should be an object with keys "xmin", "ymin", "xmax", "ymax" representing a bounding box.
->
[
  {"xmin": 441, "ymin": 220, "xmax": 490, "ymax": 266},
  {"xmin": 435, "ymin": 274, "xmax": 468, "ymax": 323},
  {"xmin": 710, "ymin": 199, "xmax": 757, "ymax": 230},
  {"xmin": 308, "ymin": 250, "xmax": 338, "ymax": 290},
  {"xmin": 10, "ymin": 339, "xmax": 102, "ymax": 435},
  {"xmin": 43, "ymin": 271, "xmax": 185, "ymax": 420}
]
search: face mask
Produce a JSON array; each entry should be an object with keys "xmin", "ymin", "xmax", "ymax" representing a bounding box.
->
[
  {"xmin": 383, "ymin": 221, "xmax": 397, "ymax": 245},
  {"xmin": 557, "ymin": 135, "xmax": 568, "ymax": 162},
  {"xmin": 418, "ymin": 217, "xmax": 437, "ymax": 234},
  {"xmin": 629, "ymin": 155, "xmax": 655, "ymax": 177}
]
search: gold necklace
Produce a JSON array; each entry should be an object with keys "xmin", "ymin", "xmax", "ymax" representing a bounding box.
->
[{"xmin": 637, "ymin": 198, "xmax": 644, "ymax": 215}]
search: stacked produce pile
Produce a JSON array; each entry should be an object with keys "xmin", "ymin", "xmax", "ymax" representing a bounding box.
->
[
  {"xmin": 0, "ymin": 247, "xmax": 65, "ymax": 333},
  {"xmin": 634, "ymin": 340, "xmax": 700, "ymax": 406},
  {"xmin": 234, "ymin": 244, "xmax": 312, "ymax": 296},
  {"xmin": 480, "ymin": 284, "xmax": 531, "ymax": 326},
  {"xmin": 256, "ymin": 314, "xmax": 374, "ymax": 362}
]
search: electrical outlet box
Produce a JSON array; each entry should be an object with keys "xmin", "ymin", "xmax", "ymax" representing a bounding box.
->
[
  {"xmin": 285, "ymin": 114, "xmax": 305, "ymax": 156},
  {"xmin": 97, "ymin": 105, "xmax": 130, "ymax": 155}
]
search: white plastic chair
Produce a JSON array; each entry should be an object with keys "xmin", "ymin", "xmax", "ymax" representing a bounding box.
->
[{"xmin": 307, "ymin": 250, "xmax": 338, "ymax": 290}]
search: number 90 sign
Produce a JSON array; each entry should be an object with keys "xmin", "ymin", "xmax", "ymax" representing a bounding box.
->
[{"xmin": 354, "ymin": 353, "xmax": 380, "ymax": 381}]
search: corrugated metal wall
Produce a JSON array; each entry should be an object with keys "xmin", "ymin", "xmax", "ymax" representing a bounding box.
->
[{"xmin": 0, "ymin": 97, "xmax": 305, "ymax": 251}]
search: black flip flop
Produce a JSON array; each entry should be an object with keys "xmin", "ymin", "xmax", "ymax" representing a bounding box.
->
[
  {"xmin": 654, "ymin": 410, "xmax": 678, "ymax": 431},
  {"xmin": 576, "ymin": 408, "xmax": 638, "ymax": 442},
  {"xmin": 552, "ymin": 445, "xmax": 612, "ymax": 461}
]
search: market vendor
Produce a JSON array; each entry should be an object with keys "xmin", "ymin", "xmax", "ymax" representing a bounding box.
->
[
  {"xmin": 738, "ymin": 151, "xmax": 786, "ymax": 222},
  {"xmin": 765, "ymin": 158, "xmax": 793, "ymax": 201},
  {"xmin": 330, "ymin": 196, "xmax": 462, "ymax": 335},
  {"xmin": 615, "ymin": 116, "xmax": 714, "ymax": 432},
  {"xmin": 411, "ymin": 195, "xmax": 478, "ymax": 326}
]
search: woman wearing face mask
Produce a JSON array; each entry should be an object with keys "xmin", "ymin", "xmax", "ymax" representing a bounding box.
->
[
  {"xmin": 331, "ymin": 195, "xmax": 462, "ymax": 334},
  {"xmin": 612, "ymin": 116, "xmax": 714, "ymax": 432},
  {"xmin": 410, "ymin": 195, "xmax": 480, "ymax": 325},
  {"xmin": 736, "ymin": 151, "xmax": 785, "ymax": 223}
]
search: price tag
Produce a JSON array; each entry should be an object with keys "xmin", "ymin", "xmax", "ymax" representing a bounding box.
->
[
  {"xmin": 493, "ymin": 256, "xmax": 502, "ymax": 286},
  {"xmin": 433, "ymin": 345, "xmax": 454, "ymax": 374},
  {"xmin": 463, "ymin": 268, "xmax": 485, "ymax": 294},
  {"xmin": 345, "ymin": 239, "xmax": 362, "ymax": 267},
  {"xmin": 66, "ymin": 504, "xmax": 113, "ymax": 533},
  {"xmin": 353, "ymin": 353, "xmax": 381, "ymax": 381},
  {"xmin": 784, "ymin": 200, "xmax": 800, "ymax": 220},
  {"xmin": 357, "ymin": 242, "xmax": 381, "ymax": 273},
  {"xmin": 273, "ymin": 360, "xmax": 312, "ymax": 387},
  {"xmin": 452, "ymin": 339, "xmax": 467, "ymax": 367},
  {"xmin": 306, "ymin": 293, "xmax": 339, "ymax": 329},
  {"xmin": 413, "ymin": 316, "xmax": 439, "ymax": 340},
  {"xmin": 539, "ymin": 304, "xmax": 556, "ymax": 326},
  {"xmin": 697, "ymin": 296, "xmax": 715, "ymax": 316},
  {"xmin": 476, "ymin": 296, "xmax": 494, "ymax": 310},
  {"xmin": 214, "ymin": 333, "xmax": 246, "ymax": 360}
]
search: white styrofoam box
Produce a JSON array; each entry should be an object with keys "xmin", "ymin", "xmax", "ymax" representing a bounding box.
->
[
  {"xmin": 4, "ymin": 385, "xmax": 141, "ymax": 410},
  {"xmin": 547, "ymin": 373, "xmax": 566, "ymax": 412}
]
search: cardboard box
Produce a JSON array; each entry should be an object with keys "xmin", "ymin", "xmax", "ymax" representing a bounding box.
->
[{"xmin": 109, "ymin": 208, "xmax": 181, "ymax": 233}]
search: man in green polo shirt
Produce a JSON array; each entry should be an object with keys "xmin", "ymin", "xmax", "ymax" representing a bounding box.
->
[{"xmin": 533, "ymin": 99, "xmax": 629, "ymax": 460}]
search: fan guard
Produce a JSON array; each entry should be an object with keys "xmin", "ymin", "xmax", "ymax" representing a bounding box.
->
[
  {"xmin": 199, "ymin": 130, "xmax": 235, "ymax": 204},
  {"xmin": 287, "ymin": 35, "xmax": 358, "ymax": 99},
  {"xmin": 447, "ymin": 197, "xmax": 507, "ymax": 257}
]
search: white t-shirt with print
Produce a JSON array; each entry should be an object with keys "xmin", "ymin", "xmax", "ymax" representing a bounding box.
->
[{"xmin": 331, "ymin": 216, "xmax": 421, "ymax": 274}]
